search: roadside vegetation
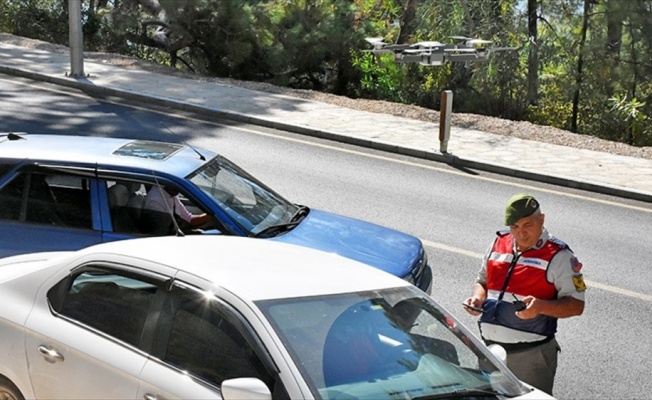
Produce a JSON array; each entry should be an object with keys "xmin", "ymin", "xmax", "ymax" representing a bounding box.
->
[{"xmin": 1, "ymin": 0, "xmax": 651, "ymax": 146}]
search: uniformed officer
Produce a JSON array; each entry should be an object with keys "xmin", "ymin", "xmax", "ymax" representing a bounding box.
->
[{"xmin": 463, "ymin": 193, "xmax": 586, "ymax": 395}]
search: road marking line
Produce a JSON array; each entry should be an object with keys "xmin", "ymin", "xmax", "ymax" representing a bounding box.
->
[
  {"xmin": 10, "ymin": 75, "xmax": 651, "ymax": 213},
  {"xmin": 10, "ymin": 77, "xmax": 652, "ymax": 301},
  {"xmin": 422, "ymin": 239, "xmax": 652, "ymax": 302},
  {"xmin": 229, "ymin": 129, "xmax": 652, "ymax": 213}
]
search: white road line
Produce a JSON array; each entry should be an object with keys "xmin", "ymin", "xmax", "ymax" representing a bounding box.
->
[
  {"xmin": 229, "ymin": 128, "xmax": 652, "ymax": 213},
  {"xmin": 12, "ymin": 77, "xmax": 652, "ymax": 301},
  {"xmin": 10, "ymin": 76, "xmax": 651, "ymax": 213}
]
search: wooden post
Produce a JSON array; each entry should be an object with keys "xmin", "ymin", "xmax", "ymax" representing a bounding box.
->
[{"xmin": 439, "ymin": 90, "xmax": 453, "ymax": 153}]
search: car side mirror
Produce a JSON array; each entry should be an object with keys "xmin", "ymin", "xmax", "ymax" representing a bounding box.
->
[
  {"xmin": 487, "ymin": 343, "xmax": 507, "ymax": 363},
  {"xmin": 221, "ymin": 378, "xmax": 271, "ymax": 400}
]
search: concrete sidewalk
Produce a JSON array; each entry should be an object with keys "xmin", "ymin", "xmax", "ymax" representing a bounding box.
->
[{"xmin": 1, "ymin": 42, "xmax": 651, "ymax": 203}]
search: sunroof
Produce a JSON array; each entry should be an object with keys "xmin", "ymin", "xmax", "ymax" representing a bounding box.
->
[{"xmin": 113, "ymin": 141, "xmax": 184, "ymax": 160}]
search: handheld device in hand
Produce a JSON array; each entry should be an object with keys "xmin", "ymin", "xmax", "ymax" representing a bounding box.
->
[
  {"xmin": 512, "ymin": 294, "xmax": 527, "ymax": 311},
  {"xmin": 462, "ymin": 303, "xmax": 484, "ymax": 313}
]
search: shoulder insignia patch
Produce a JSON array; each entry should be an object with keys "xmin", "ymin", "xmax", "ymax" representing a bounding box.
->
[
  {"xmin": 571, "ymin": 256, "xmax": 583, "ymax": 273},
  {"xmin": 573, "ymin": 274, "xmax": 587, "ymax": 292}
]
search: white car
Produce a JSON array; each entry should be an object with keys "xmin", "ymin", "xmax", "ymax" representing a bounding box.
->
[{"xmin": 0, "ymin": 236, "xmax": 553, "ymax": 400}]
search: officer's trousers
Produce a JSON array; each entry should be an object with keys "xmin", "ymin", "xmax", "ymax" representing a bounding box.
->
[{"xmin": 505, "ymin": 336, "xmax": 560, "ymax": 396}]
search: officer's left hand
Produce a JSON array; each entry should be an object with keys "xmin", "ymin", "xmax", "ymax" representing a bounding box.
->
[{"xmin": 515, "ymin": 296, "xmax": 539, "ymax": 319}]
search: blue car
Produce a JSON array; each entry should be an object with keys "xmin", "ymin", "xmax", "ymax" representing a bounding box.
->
[{"xmin": 0, "ymin": 134, "xmax": 431, "ymax": 292}]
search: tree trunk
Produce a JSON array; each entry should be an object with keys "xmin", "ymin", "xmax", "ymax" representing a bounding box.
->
[
  {"xmin": 397, "ymin": 0, "xmax": 418, "ymax": 44},
  {"xmin": 604, "ymin": 0, "xmax": 625, "ymax": 97},
  {"xmin": 571, "ymin": 0, "xmax": 591, "ymax": 133},
  {"xmin": 526, "ymin": 0, "xmax": 538, "ymax": 106},
  {"xmin": 606, "ymin": 0, "xmax": 624, "ymax": 55}
]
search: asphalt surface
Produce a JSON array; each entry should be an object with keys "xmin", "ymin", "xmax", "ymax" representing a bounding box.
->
[{"xmin": 1, "ymin": 41, "xmax": 651, "ymax": 203}]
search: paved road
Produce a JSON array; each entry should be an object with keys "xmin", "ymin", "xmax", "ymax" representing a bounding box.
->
[
  {"xmin": 2, "ymin": 39, "xmax": 652, "ymax": 399},
  {"xmin": 3, "ymin": 76, "xmax": 652, "ymax": 399},
  {"xmin": 1, "ymin": 38, "xmax": 652, "ymax": 203}
]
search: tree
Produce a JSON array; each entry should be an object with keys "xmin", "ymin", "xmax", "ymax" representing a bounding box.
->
[
  {"xmin": 570, "ymin": 0, "xmax": 592, "ymax": 133},
  {"xmin": 527, "ymin": 0, "xmax": 538, "ymax": 105},
  {"xmin": 2, "ymin": 0, "xmax": 650, "ymax": 145}
]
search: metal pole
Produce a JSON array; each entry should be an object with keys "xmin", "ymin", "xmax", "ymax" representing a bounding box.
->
[
  {"xmin": 439, "ymin": 90, "xmax": 453, "ymax": 153},
  {"xmin": 68, "ymin": 0, "xmax": 84, "ymax": 77}
]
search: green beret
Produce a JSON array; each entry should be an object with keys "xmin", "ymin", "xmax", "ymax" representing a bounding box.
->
[{"xmin": 504, "ymin": 193, "xmax": 540, "ymax": 225}]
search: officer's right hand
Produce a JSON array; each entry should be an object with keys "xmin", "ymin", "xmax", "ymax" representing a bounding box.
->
[{"xmin": 463, "ymin": 298, "xmax": 484, "ymax": 316}]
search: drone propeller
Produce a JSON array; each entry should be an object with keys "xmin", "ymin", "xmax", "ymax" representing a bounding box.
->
[
  {"xmin": 364, "ymin": 37, "xmax": 386, "ymax": 46},
  {"xmin": 365, "ymin": 37, "xmax": 384, "ymax": 43},
  {"xmin": 364, "ymin": 38, "xmax": 413, "ymax": 54},
  {"xmin": 364, "ymin": 37, "xmax": 389, "ymax": 51},
  {"xmin": 443, "ymin": 48, "xmax": 478, "ymax": 53},
  {"xmin": 466, "ymin": 39, "xmax": 493, "ymax": 46},
  {"xmin": 413, "ymin": 41, "xmax": 445, "ymax": 48},
  {"xmin": 488, "ymin": 46, "xmax": 519, "ymax": 52},
  {"xmin": 450, "ymin": 36, "xmax": 472, "ymax": 41}
]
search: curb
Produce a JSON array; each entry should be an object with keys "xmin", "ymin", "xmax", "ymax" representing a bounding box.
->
[{"xmin": 2, "ymin": 64, "xmax": 651, "ymax": 204}]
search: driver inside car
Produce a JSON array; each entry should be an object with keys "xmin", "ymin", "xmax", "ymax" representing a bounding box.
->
[{"xmin": 142, "ymin": 185, "xmax": 212, "ymax": 235}]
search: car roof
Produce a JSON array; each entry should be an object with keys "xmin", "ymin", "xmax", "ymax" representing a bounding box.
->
[
  {"xmin": 0, "ymin": 134, "xmax": 216, "ymax": 177},
  {"xmin": 75, "ymin": 236, "xmax": 409, "ymax": 301}
]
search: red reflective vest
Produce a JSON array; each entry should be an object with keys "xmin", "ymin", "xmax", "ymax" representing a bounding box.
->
[
  {"xmin": 486, "ymin": 233, "xmax": 563, "ymax": 299},
  {"xmin": 480, "ymin": 231, "xmax": 567, "ymax": 338}
]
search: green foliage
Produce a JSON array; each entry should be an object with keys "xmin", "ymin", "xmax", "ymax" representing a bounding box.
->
[
  {"xmin": 3, "ymin": 0, "xmax": 68, "ymax": 44},
  {"xmin": 526, "ymin": 84, "xmax": 574, "ymax": 130},
  {"xmin": 0, "ymin": 0, "xmax": 9, "ymax": 31},
  {"xmin": 606, "ymin": 94, "xmax": 651, "ymax": 146},
  {"xmin": 2, "ymin": 0, "xmax": 652, "ymax": 148},
  {"xmin": 525, "ymin": 63, "xmax": 575, "ymax": 129},
  {"xmin": 351, "ymin": 51, "xmax": 404, "ymax": 101}
]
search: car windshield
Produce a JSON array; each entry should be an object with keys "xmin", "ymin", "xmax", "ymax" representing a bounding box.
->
[
  {"xmin": 187, "ymin": 155, "xmax": 298, "ymax": 235},
  {"xmin": 258, "ymin": 286, "xmax": 528, "ymax": 400}
]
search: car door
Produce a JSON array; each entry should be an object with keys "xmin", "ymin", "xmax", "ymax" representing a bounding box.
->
[
  {"xmin": 137, "ymin": 280, "xmax": 291, "ymax": 400},
  {"xmin": 0, "ymin": 167, "xmax": 102, "ymax": 257},
  {"xmin": 24, "ymin": 262, "xmax": 171, "ymax": 399},
  {"xmin": 97, "ymin": 175, "xmax": 229, "ymax": 241}
]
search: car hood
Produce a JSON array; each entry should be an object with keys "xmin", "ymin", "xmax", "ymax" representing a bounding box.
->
[{"xmin": 271, "ymin": 209, "xmax": 422, "ymax": 278}]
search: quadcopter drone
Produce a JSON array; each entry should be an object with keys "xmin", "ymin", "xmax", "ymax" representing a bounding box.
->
[{"xmin": 364, "ymin": 36, "xmax": 516, "ymax": 66}]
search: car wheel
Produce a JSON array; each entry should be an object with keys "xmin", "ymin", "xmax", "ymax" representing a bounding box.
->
[{"xmin": 0, "ymin": 376, "xmax": 24, "ymax": 400}]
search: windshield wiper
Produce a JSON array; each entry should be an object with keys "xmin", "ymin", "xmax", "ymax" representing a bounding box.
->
[
  {"xmin": 412, "ymin": 388, "xmax": 501, "ymax": 400},
  {"xmin": 252, "ymin": 221, "xmax": 300, "ymax": 238},
  {"xmin": 290, "ymin": 205, "xmax": 309, "ymax": 222},
  {"xmin": 251, "ymin": 205, "xmax": 309, "ymax": 238}
]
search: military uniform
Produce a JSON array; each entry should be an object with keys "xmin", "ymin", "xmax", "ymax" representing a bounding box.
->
[
  {"xmin": 477, "ymin": 229, "xmax": 586, "ymax": 344},
  {"xmin": 470, "ymin": 194, "xmax": 586, "ymax": 395}
]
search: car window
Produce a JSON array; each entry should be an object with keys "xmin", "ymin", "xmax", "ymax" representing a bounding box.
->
[
  {"xmin": 105, "ymin": 180, "xmax": 148, "ymax": 234},
  {"xmin": 187, "ymin": 156, "xmax": 297, "ymax": 235},
  {"xmin": 259, "ymin": 287, "xmax": 526, "ymax": 399},
  {"xmin": 161, "ymin": 284, "xmax": 274, "ymax": 389},
  {"xmin": 53, "ymin": 270, "xmax": 161, "ymax": 348},
  {"xmin": 0, "ymin": 162, "xmax": 15, "ymax": 178},
  {"xmin": 0, "ymin": 172, "xmax": 92, "ymax": 228}
]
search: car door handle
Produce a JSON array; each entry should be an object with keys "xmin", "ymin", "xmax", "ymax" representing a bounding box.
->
[
  {"xmin": 37, "ymin": 345, "xmax": 65, "ymax": 363},
  {"xmin": 144, "ymin": 394, "xmax": 165, "ymax": 400}
]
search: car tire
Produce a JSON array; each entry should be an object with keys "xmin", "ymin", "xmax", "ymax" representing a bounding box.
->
[{"xmin": 0, "ymin": 376, "xmax": 24, "ymax": 400}]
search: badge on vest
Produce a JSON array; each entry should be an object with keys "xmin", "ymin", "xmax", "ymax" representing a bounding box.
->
[{"xmin": 573, "ymin": 274, "xmax": 587, "ymax": 292}]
